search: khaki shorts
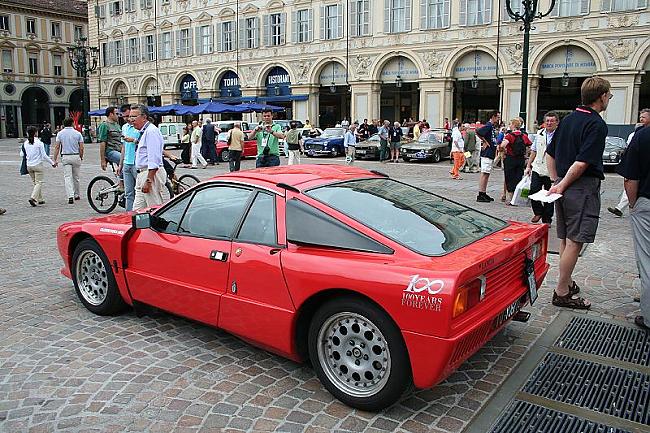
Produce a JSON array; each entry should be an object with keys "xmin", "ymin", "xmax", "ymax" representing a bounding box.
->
[
  {"xmin": 480, "ymin": 157, "xmax": 494, "ymax": 173},
  {"xmin": 555, "ymin": 176, "xmax": 601, "ymax": 244}
]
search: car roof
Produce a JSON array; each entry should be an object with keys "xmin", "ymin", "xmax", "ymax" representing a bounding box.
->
[{"xmin": 208, "ymin": 164, "xmax": 383, "ymax": 192}]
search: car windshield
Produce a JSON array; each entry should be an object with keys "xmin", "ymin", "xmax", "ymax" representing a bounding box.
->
[
  {"xmin": 322, "ymin": 128, "xmax": 345, "ymax": 138},
  {"xmin": 417, "ymin": 132, "xmax": 443, "ymax": 144},
  {"xmin": 217, "ymin": 132, "xmax": 228, "ymax": 141},
  {"xmin": 367, "ymin": 134, "xmax": 380, "ymax": 142},
  {"xmin": 604, "ymin": 136, "xmax": 626, "ymax": 152},
  {"xmin": 306, "ymin": 178, "xmax": 507, "ymax": 256}
]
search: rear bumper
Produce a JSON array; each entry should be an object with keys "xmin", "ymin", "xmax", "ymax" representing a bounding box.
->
[{"xmin": 405, "ymin": 261, "xmax": 549, "ymax": 389}]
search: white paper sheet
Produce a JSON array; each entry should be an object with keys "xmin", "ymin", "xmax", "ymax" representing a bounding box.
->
[{"xmin": 528, "ymin": 188, "xmax": 562, "ymax": 203}]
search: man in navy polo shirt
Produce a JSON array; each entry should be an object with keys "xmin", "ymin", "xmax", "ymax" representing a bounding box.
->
[
  {"xmin": 475, "ymin": 110, "xmax": 501, "ymax": 202},
  {"xmin": 546, "ymin": 76, "xmax": 612, "ymax": 310},
  {"xmin": 616, "ymin": 127, "xmax": 650, "ymax": 329}
]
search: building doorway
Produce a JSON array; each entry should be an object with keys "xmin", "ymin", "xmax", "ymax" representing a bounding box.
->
[
  {"xmin": 21, "ymin": 87, "xmax": 50, "ymax": 134},
  {"xmin": 380, "ymin": 83, "xmax": 419, "ymax": 124},
  {"xmin": 453, "ymin": 79, "xmax": 499, "ymax": 123},
  {"xmin": 537, "ymin": 77, "xmax": 586, "ymax": 122},
  {"xmin": 319, "ymin": 86, "xmax": 350, "ymax": 128}
]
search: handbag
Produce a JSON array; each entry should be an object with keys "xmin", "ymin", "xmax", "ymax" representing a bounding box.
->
[
  {"xmin": 510, "ymin": 175, "xmax": 532, "ymax": 206},
  {"xmin": 20, "ymin": 144, "xmax": 28, "ymax": 176}
]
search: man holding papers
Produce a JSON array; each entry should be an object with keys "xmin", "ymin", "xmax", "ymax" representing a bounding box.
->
[{"xmin": 546, "ymin": 77, "xmax": 611, "ymax": 310}]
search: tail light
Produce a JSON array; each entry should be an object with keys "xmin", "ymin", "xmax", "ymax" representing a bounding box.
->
[
  {"xmin": 453, "ymin": 275, "xmax": 486, "ymax": 318},
  {"xmin": 528, "ymin": 240, "xmax": 543, "ymax": 262}
]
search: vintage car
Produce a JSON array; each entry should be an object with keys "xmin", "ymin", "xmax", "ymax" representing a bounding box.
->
[
  {"xmin": 215, "ymin": 132, "xmax": 258, "ymax": 162},
  {"xmin": 57, "ymin": 165, "xmax": 548, "ymax": 411},
  {"xmin": 602, "ymin": 136, "xmax": 627, "ymax": 169},
  {"xmin": 354, "ymin": 133, "xmax": 382, "ymax": 160},
  {"xmin": 400, "ymin": 130, "xmax": 452, "ymax": 163},
  {"xmin": 303, "ymin": 127, "xmax": 346, "ymax": 157}
]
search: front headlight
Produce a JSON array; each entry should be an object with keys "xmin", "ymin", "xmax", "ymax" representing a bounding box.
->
[{"xmin": 609, "ymin": 152, "xmax": 618, "ymax": 160}]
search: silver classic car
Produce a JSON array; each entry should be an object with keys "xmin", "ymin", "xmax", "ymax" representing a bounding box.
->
[{"xmin": 400, "ymin": 130, "xmax": 451, "ymax": 163}]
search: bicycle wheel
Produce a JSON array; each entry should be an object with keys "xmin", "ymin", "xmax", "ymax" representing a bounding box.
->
[
  {"xmin": 176, "ymin": 174, "xmax": 200, "ymax": 194},
  {"xmin": 87, "ymin": 176, "xmax": 118, "ymax": 214}
]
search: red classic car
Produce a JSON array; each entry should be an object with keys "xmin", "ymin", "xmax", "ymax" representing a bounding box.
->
[
  {"xmin": 57, "ymin": 165, "xmax": 548, "ymax": 410},
  {"xmin": 216, "ymin": 131, "xmax": 258, "ymax": 162}
]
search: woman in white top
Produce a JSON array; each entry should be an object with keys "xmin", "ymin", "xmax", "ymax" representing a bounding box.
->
[{"xmin": 21, "ymin": 126, "xmax": 56, "ymax": 206}]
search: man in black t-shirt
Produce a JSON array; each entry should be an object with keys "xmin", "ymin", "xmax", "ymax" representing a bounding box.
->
[
  {"xmin": 616, "ymin": 127, "xmax": 650, "ymax": 329},
  {"xmin": 546, "ymin": 76, "xmax": 611, "ymax": 310}
]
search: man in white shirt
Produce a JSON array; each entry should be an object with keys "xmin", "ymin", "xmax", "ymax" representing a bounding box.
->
[
  {"xmin": 53, "ymin": 117, "xmax": 84, "ymax": 204},
  {"xmin": 190, "ymin": 120, "xmax": 207, "ymax": 169},
  {"xmin": 130, "ymin": 104, "xmax": 167, "ymax": 210},
  {"xmin": 526, "ymin": 111, "xmax": 558, "ymax": 224},
  {"xmin": 450, "ymin": 125, "xmax": 466, "ymax": 180},
  {"xmin": 344, "ymin": 124, "xmax": 357, "ymax": 165}
]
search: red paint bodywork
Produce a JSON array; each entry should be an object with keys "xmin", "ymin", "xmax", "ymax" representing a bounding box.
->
[
  {"xmin": 57, "ymin": 165, "xmax": 549, "ymax": 389},
  {"xmin": 215, "ymin": 134, "xmax": 258, "ymax": 160}
]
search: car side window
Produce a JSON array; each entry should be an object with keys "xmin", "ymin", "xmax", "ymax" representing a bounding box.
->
[
  {"xmin": 169, "ymin": 125, "xmax": 176, "ymax": 135},
  {"xmin": 159, "ymin": 125, "xmax": 168, "ymax": 135},
  {"xmin": 179, "ymin": 186, "xmax": 253, "ymax": 238},
  {"xmin": 237, "ymin": 192, "xmax": 277, "ymax": 245},
  {"xmin": 286, "ymin": 199, "xmax": 393, "ymax": 254},
  {"xmin": 154, "ymin": 195, "xmax": 192, "ymax": 233}
]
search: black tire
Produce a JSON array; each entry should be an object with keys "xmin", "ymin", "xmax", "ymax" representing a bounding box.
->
[
  {"xmin": 403, "ymin": 157, "xmax": 411, "ymax": 162},
  {"xmin": 220, "ymin": 150, "xmax": 230, "ymax": 162},
  {"xmin": 163, "ymin": 181, "xmax": 174, "ymax": 202},
  {"xmin": 432, "ymin": 149, "xmax": 442, "ymax": 163},
  {"xmin": 177, "ymin": 174, "xmax": 200, "ymax": 194},
  {"xmin": 87, "ymin": 175, "xmax": 118, "ymax": 214},
  {"xmin": 308, "ymin": 297, "xmax": 411, "ymax": 411},
  {"xmin": 71, "ymin": 239, "xmax": 127, "ymax": 315}
]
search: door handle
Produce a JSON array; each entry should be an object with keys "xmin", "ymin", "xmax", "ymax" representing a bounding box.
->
[
  {"xmin": 210, "ymin": 250, "xmax": 229, "ymax": 261},
  {"xmin": 270, "ymin": 248, "xmax": 281, "ymax": 255}
]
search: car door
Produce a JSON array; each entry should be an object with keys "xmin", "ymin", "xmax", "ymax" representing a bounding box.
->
[
  {"xmin": 219, "ymin": 191, "xmax": 295, "ymax": 356},
  {"xmin": 126, "ymin": 185, "xmax": 254, "ymax": 326}
]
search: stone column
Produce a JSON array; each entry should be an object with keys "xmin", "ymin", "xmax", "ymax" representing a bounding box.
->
[
  {"xmin": 419, "ymin": 78, "xmax": 447, "ymax": 127},
  {"xmin": 631, "ymin": 73, "xmax": 643, "ymax": 121},
  {"xmin": 17, "ymin": 105, "xmax": 23, "ymax": 137},
  {"xmin": 291, "ymin": 84, "xmax": 318, "ymax": 124},
  {"xmin": 350, "ymin": 81, "xmax": 381, "ymax": 123},
  {"xmin": 598, "ymin": 72, "xmax": 637, "ymax": 124},
  {"xmin": 527, "ymin": 76, "xmax": 540, "ymax": 127},
  {"xmin": 0, "ymin": 106, "xmax": 6, "ymax": 138},
  {"xmin": 501, "ymin": 76, "xmax": 523, "ymax": 123},
  {"xmin": 442, "ymin": 79, "xmax": 455, "ymax": 127},
  {"xmin": 49, "ymin": 105, "xmax": 56, "ymax": 124}
]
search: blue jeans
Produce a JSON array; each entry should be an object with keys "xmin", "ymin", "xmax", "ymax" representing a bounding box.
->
[
  {"xmin": 256, "ymin": 154, "xmax": 280, "ymax": 168},
  {"xmin": 43, "ymin": 143, "xmax": 50, "ymax": 156},
  {"xmin": 106, "ymin": 150, "xmax": 123, "ymax": 179},
  {"xmin": 122, "ymin": 163, "xmax": 138, "ymax": 211}
]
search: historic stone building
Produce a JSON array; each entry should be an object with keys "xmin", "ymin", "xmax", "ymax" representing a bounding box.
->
[
  {"xmin": 0, "ymin": 0, "xmax": 89, "ymax": 137},
  {"xmin": 88, "ymin": 0, "xmax": 649, "ymax": 128}
]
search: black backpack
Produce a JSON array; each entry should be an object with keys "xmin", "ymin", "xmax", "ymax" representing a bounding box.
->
[{"xmin": 511, "ymin": 132, "xmax": 526, "ymax": 157}]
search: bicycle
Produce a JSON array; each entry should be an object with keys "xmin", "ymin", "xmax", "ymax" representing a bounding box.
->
[{"xmin": 87, "ymin": 159, "xmax": 200, "ymax": 214}]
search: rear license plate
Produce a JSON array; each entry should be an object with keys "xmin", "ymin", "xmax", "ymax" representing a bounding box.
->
[
  {"xmin": 356, "ymin": 149, "xmax": 366, "ymax": 154},
  {"xmin": 525, "ymin": 258, "xmax": 538, "ymax": 305},
  {"xmin": 407, "ymin": 153, "xmax": 418, "ymax": 158},
  {"xmin": 493, "ymin": 299, "xmax": 521, "ymax": 329}
]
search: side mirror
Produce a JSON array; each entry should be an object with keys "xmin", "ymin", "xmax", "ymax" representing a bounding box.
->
[{"xmin": 132, "ymin": 212, "xmax": 151, "ymax": 230}]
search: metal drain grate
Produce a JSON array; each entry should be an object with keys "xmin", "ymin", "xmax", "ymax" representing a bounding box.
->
[
  {"xmin": 556, "ymin": 317, "xmax": 650, "ymax": 366},
  {"xmin": 489, "ymin": 400, "xmax": 632, "ymax": 433},
  {"xmin": 524, "ymin": 352, "xmax": 650, "ymax": 425}
]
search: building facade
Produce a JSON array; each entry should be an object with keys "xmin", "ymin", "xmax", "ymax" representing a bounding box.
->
[
  {"xmin": 88, "ymin": 0, "xmax": 649, "ymax": 128},
  {"xmin": 0, "ymin": 0, "xmax": 89, "ymax": 138}
]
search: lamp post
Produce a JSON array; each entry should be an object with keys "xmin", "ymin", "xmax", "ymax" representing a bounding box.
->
[
  {"xmin": 471, "ymin": 52, "xmax": 479, "ymax": 89},
  {"xmin": 67, "ymin": 36, "xmax": 98, "ymax": 143},
  {"xmin": 561, "ymin": 45, "xmax": 570, "ymax": 87},
  {"xmin": 505, "ymin": 0, "xmax": 555, "ymax": 125}
]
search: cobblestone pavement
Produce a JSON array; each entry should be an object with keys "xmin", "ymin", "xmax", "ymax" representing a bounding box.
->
[{"xmin": 0, "ymin": 138, "xmax": 641, "ymax": 433}]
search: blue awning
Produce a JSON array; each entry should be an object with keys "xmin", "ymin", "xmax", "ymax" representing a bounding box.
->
[
  {"xmin": 258, "ymin": 94, "xmax": 309, "ymax": 103},
  {"xmin": 197, "ymin": 96, "xmax": 257, "ymax": 104}
]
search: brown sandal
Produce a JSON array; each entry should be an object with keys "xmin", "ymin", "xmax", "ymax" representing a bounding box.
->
[
  {"xmin": 569, "ymin": 281, "xmax": 580, "ymax": 296},
  {"xmin": 552, "ymin": 292, "xmax": 591, "ymax": 310}
]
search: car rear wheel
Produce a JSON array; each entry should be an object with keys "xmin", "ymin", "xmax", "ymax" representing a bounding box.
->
[
  {"xmin": 72, "ymin": 239, "xmax": 127, "ymax": 316},
  {"xmin": 432, "ymin": 149, "xmax": 442, "ymax": 163},
  {"xmin": 308, "ymin": 297, "xmax": 411, "ymax": 411}
]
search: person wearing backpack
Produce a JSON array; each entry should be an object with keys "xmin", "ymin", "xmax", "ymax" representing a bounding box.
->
[{"xmin": 500, "ymin": 118, "xmax": 532, "ymax": 204}]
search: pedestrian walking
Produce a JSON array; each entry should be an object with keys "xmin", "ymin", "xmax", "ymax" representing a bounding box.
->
[
  {"xmin": 378, "ymin": 120, "xmax": 390, "ymax": 162},
  {"xmin": 40, "ymin": 122, "xmax": 53, "ymax": 156},
  {"xmin": 130, "ymin": 104, "xmax": 167, "ymax": 210},
  {"xmin": 389, "ymin": 121, "xmax": 403, "ymax": 163},
  {"xmin": 52, "ymin": 117, "xmax": 84, "ymax": 204},
  {"xmin": 190, "ymin": 120, "xmax": 207, "ymax": 169},
  {"xmin": 21, "ymin": 126, "xmax": 57, "ymax": 207},
  {"xmin": 526, "ymin": 111, "xmax": 558, "ymax": 224},
  {"xmin": 180, "ymin": 126, "xmax": 191, "ymax": 165},
  {"xmin": 249, "ymin": 109, "xmax": 284, "ymax": 168},
  {"xmin": 285, "ymin": 121, "xmax": 302, "ymax": 166},
  {"xmin": 462, "ymin": 124, "xmax": 479, "ymax": 173},
  {"xmin": 228, "ymin": 122, "xmax": 245, "ymax": 171},
  {"xmin": 201, "ymin": 118, "xmax": 218, "ymax": 165},
  {"xmin": 450, "ymin": 124, "xmax": 466, "ymax": 179},
  {"xmin": 118, "ymin": 105, "xmax": 141, "ymax": 211},
  {"xmin": 547, "ymin": 76, "xmax": 613, "ymax": 310},
  {"xmin": 616, "ymin": 125, "xmax": 650, "ymax": 329},
  {"xmin": 475, "ymin": 111, "xmax": 501, "ymax": 202},
  {"xmin": 344, "ymin": 124, "xmax": 357, "ymax": 165},
  {"xmin": 500, "ymin": 118, "xmax": 532, "ymax": 203}
]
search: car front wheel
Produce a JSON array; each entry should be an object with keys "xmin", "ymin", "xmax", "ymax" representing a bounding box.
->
[
  {"xmin": 308, "ymin": 297, "xmax": 411, "ymax": 411},
  {"xmin": 72, "ymin": 239, "xmax": 127, "ymax": 316},
  {"xmin": 432, "ymin": 149, "xmax": 442, "ymax": 163}
]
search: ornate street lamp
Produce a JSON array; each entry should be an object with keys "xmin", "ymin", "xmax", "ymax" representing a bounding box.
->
[
  {"xmin": 506, "ymin": 0, "xmax": 555, "ymax": 125},
  {"xmin": 330, "ymin": 64, "xmax": 337, "ymax": 93},
  {"xmin": 471, "ymin": 52, "xmax": 479, "ymax": 89},
  {"xmin": 68, "ymin": 37, "xmax": 98, "ymax": 143},
  {"xmin": 561, "ymin": 45, "xmax": 570, "ymax": 87},
  {"xmin": 395, "ymin": 75, "xmax": 403, "ymax": 88}
]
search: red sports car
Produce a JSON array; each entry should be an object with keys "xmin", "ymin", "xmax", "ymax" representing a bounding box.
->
[
  {"xmin": 216, "ymin": 132, "xmax": 257, "ymax": 162},
  {"xmin": 57, "ymin": 165, "xmax": 548, "ymax": 410}
]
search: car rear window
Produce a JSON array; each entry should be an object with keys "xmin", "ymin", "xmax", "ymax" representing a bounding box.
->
[{"xmin": 306, "ymin": 178, "xmax": 507, "ymax": 256}]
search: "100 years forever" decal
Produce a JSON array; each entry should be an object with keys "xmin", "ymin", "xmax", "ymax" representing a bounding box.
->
[{"xmin": 402, "ymin": 275, "xmax": 444, "ymax": 312}]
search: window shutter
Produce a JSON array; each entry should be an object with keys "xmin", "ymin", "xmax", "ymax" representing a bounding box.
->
[
  {"xmin": 337, "ymin": 5, "xmax": 343, "ymax": 38},
  {"xmin": 307, "ymin": 9, "xmax": 313, "ymax": 41},
  {"xmin": 188, "ymin": 28, "xmax": 193, "ymax": 55},
  {"xmin": 109, "ymin": 2, "xmax": 115, "ymax": 16},
  {"xmin": 263, "ymin": 15, "xmax": 270, "ymax": 46},
  {"xmin": 195, "ymin": 26, "xmax": 202, "ymax": 54},
  {"xmin": 405, "ymin": 0, "xmax": 411, "ymax": 31},
  {"xmin": 459, "ymin": 0, "xmax": 466, "ymax": 26},
  {"xmin": 140, "ymin": 35, "xmax": 147, "ymax": 60},
  {"xmin": 350, "ymin": 1, "xmax": 358, "ymax": 36},
  {"xmin": 108, "ymin": 41, "xmax": 116, "ymax": 65},
  {"xmin": 291, "ymin": 11, "xmax": 297, "ymax": 42},
  {"xmin": 550, "ymin": 1, "xmax": 559, "ymax": 17},
  {"xmin": 364, "ymin": 0, "xmax": 370, "ymax": 35},
  {"xmin": 638, "ymin": 0, "xmax": 648, "ymax": 9},
  {"xmin": 280, "ymin": 12, "xmax": 286, "ymax": 44},
  {"xmin": 175, "ymin": 30, "xmax": 181, "ymax": 56},
  {"xmin": 216, "ymin": 23, "xmax": 222, "ymax": 52},
  {"xmin": 255, "ymin": 17, "xmax": 260, "ymax": 47},
  {"xmin": 420, "ymin": 0, "xmax": 428, "ymax": 30},
  {"xmin": 580, "ymin": 0, "xmax": 590, "ymax": 14},
  {"xmin": 444, "ymin": 0, "xmax": 450, "ymax": 26},
  {"xmin": 384, "ymin": 0, "xmax": 390, "ymax": 33},
  {"xmin": 140, "ymin": 0, "xmax": 145, "ymax": 9},
  {"xmin": 320, "ymin": 6, "xmax": 325, "ymax": 39},
  {"xmin": 601, "ymin": 0, "xmax": 611, "ymax": 11},
  {"xmin": 238, "ymin": 18, "xmax": 246, "ymax": 48},
  {"xmin": 157, "ymin": 34, "xmax": 163, "ymax": 59},
  {"xmin": 484, "ymin": 0, "xmax": 491, "ymax": 23}
]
